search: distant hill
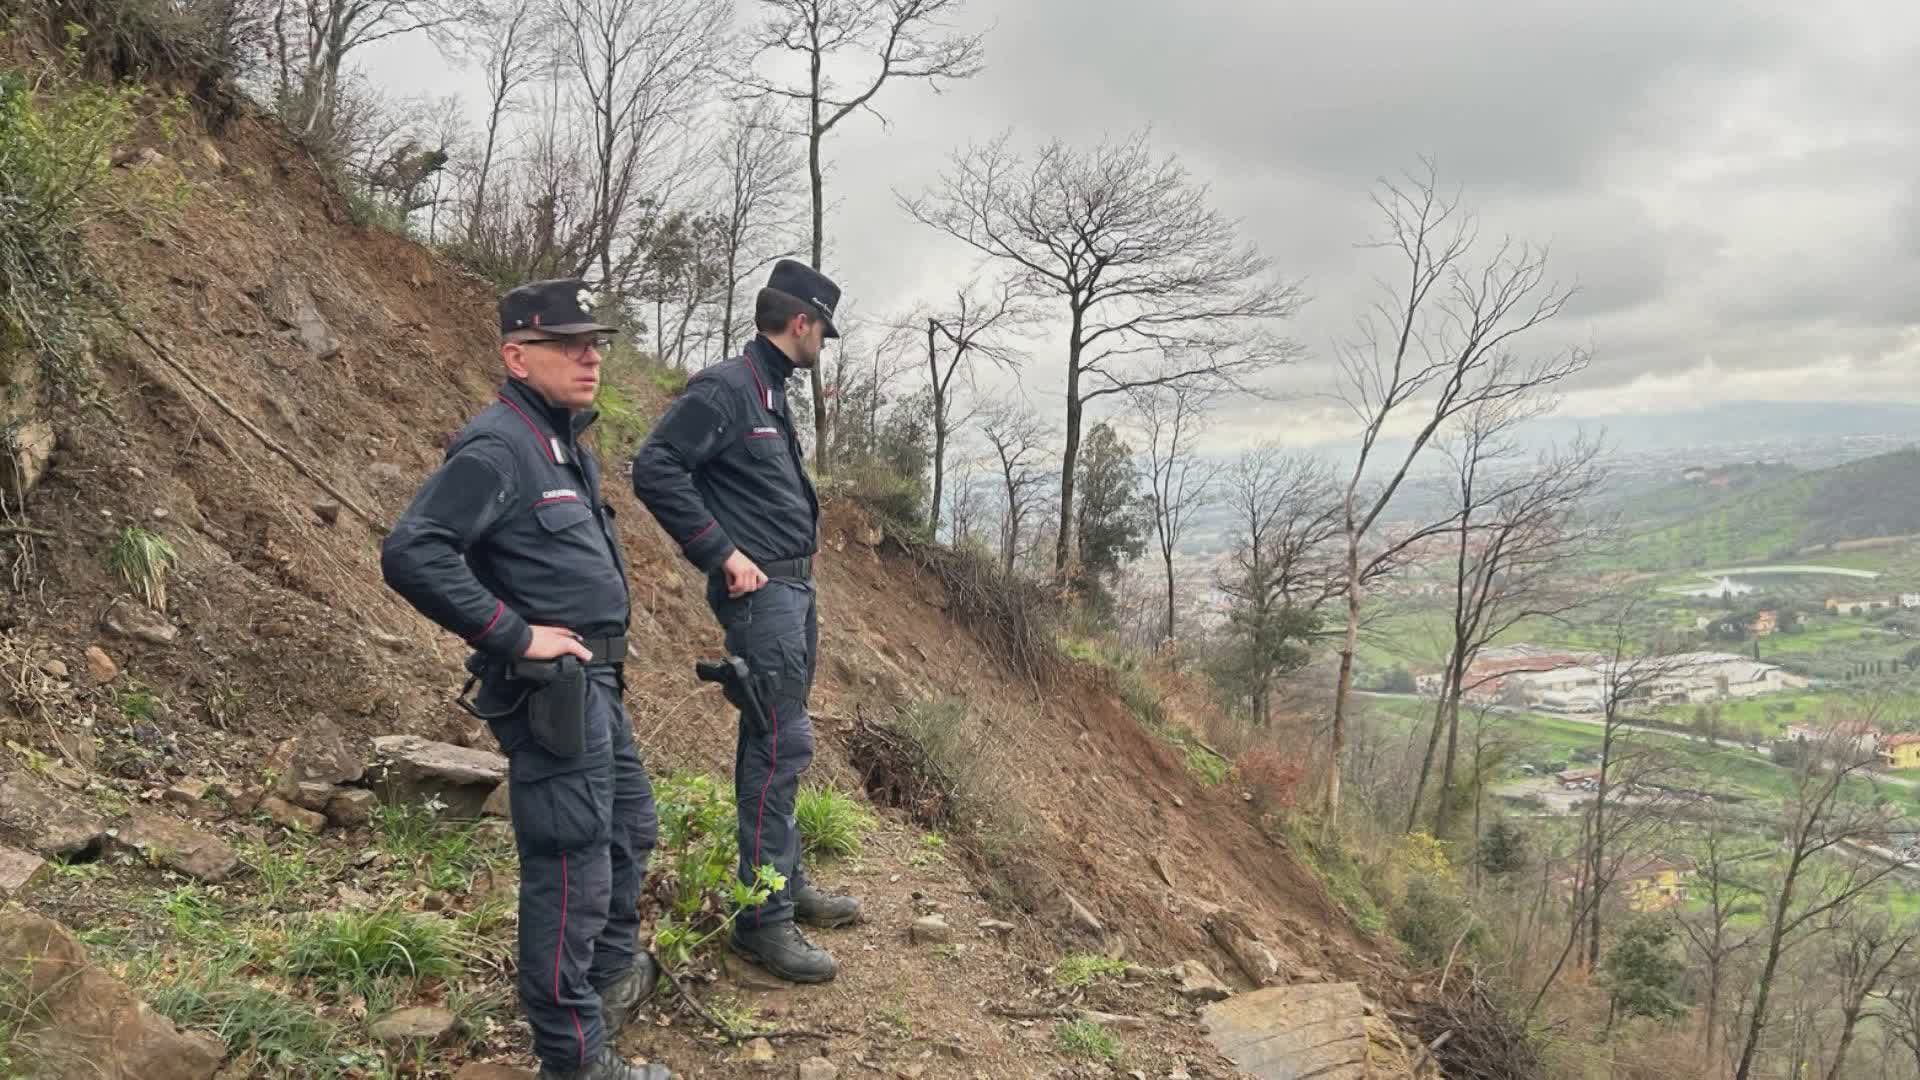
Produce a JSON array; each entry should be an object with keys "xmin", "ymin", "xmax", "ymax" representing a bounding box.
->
[
  {"xmin": 1618, "ymin": 447, "xmax": 1920, "ymax": 569},
  {"xmin": 1521, "ymin": 401, "xmax": 1920, "ymax": 453}
]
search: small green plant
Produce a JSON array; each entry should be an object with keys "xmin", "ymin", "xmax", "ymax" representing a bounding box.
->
[
  {"xmin": 372, "ymin": 802, "xmax": 506, "ymax": 893},
  {"xmin": 876, "ymin": 1003, "xmax": 913, "ymax": 1034},
  {"xmin": 246, "ymin": 840, "xmax": 336, "ymax": 911},
  {"xmin": 108, "ymin": 526, "xmax": 177, "ymax": 610},
  {"xmin": 795, "ymin": 783, "xmax": 875, "ymax": 859},
  {"xmin": 1054, "ymin": 1019, "xmax": 1122, "ymax": 1063},
  {"xmin": 592, "ymin": 381, "xmax": 650, "ymax": 456},
  {"xmin": 920, "ymin": 832, "xmax": 947, "ymax": 850},
  {"xmin": 1054, "ymin": 952, "xmax": 1128, "ymax": 988},
  {"xmin": 649, "ymin": 366, "xmax": 690, "ymax": 395},
  {"xmin": 116, "ymin": 685, "xmax": 162, "ymax": 722},
  {"xmin": 445, "ymin": 986, "xmax": 511, "ymax": 1049},
  {"xmin": 282, "ymin": 908, "xmax": 461, "ymax": 997},
  {"xmin": 649, "ymin": 772, "xmax": 782, "ymax": 970},
  {"xmin": 1183, "ymin": 744, "xmax": 1229, "ymax": 786}
]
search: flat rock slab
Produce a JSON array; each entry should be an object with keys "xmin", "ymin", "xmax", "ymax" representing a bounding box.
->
[
  {"xmin": 369, "ymin": 735, "xmax": 507, "ymax": 818},
  {"xmin": 1202, "ymin": 982, "xmax": 1370, "ymax": 1080},
  {"xmin": 370, "ymin": 1005, "xmax": 457, "ymax": 1045},
  {"xmin": 0, "ymin": 843, "xmax": 49, "ymax": 895},
  {"xmin": 111, "ymin": 812, "xmax": 240, "ymax": 882},
  {"xmin": 0, "ymin": 910, "xmax": 224, "ymax": 1079},
  {"xmin": 0, "ymin": 776, "xmax": 106, "ymax": 857}
]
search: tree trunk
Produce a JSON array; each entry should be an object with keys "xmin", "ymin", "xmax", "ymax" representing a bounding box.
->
[
  {"xmin": 1163, "ymin": 552, "xmax": 1177, "ymax": 647},
  {"xmin": 721, "ymin": 265, "xmax": 738, "ymax": 357},
  {"xmin": 1054, "ymin": 312, "xmax": 1085, "ymax": 578},
  {"xmin": 928, "ymin": 321, "xmax": 944, "ymax": 538},
  {"xmin": 806, "ymin": 53, "xmax": 829, "ymax": 472},
  {"xmin": 1826, "ymin": 1004, "xmax": 1865, "ymax": 1080},
  {"xmin": 1407, "ymin": 676, "xmax": 1452, "ymax": 833},
  {"xmin": 1434, "ymin": 693, "xmax": 1462, "ymax": 837},
  {"xmin": 1733, "ymin": 856, "xmax": 1802, "ymax": 1080},
  {"xmin": 1327, "ymin": 526, "xmax": 1361, "ymax": 828},
  {"xmin": 1582, "ymin": 726, "xmax": 1612, "ymax": 960}
]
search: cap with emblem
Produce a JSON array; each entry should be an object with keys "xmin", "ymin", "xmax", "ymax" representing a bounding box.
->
[
  {"xmin": 765, "ymin": 259, "xmax": 842, "ymax": 339},
  {"xmin": 499, "ymin": 278, "xmax": 620, "ymax": 337}
]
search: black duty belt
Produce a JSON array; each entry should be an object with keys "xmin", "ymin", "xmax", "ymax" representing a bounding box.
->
[
  {"xmin": 576, "ymin": 633, "xmax": 627, "ymax": 666},
  {"xmin": 760, "ymin": 557, "xmax": 813, "ymax": 581}
]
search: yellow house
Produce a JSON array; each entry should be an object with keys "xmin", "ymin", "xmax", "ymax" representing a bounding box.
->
[
  {"xmin": 1882, "ymin": 734, "xmax": 1920, "ymax": 770},
  {"xmin": 1624, "ymin": 863, "xmax": 1689, "ymax": 913}
]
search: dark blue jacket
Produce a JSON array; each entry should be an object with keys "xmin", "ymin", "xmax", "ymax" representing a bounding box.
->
[
  {"xmin": 381, "ymin": 378, "xmax": 631, "ymax": 659},
  {"xmin": 630, "ymin": 336, "xmax": 818, "ymax": 572}
]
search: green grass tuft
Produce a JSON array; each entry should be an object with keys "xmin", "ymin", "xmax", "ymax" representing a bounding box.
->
[
  {"xmin": 1054, "ymin": 953, "xmax": 1128, "ymax": 988},
  {"xmin": 109, "ymin": 526, "xmax": 177, "ymax": 610},
  {"xmin": 281, "ymin": 908, "xmax": 461, "ymax": 997},
  {"xmin": 795, "ymin": 783, "xmax": 876, "ymax": 859},
  {"xmin": 1055, "ymin": 1019, "xmax": 1123, "ymax": 1063},
  {"xmin": 147, "ymin": 974, "xmax": 355, "ymax": 1078}
]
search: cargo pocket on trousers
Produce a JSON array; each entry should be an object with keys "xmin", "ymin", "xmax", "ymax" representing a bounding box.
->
[{"xmin": 511, "ymin": 771, "xmax": 610, "ymax": 852}]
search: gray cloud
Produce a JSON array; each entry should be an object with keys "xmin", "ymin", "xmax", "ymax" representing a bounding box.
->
[{"xmin": 365, "ymin": 0, "xmax": 1920, "ymax": 449}]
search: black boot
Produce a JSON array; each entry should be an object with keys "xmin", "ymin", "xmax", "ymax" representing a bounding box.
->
[
  {"xmin": 731, "ymin": 919, "xmax": 838, "ymax": 984},
  {"xmin": 794, "ymin": 883, "xmax": 862, "ymax": 929},
  {"xmin": 600, "ymin": 950, "xmax": 659, "ymax": 1038},
  {"xmin": 537, "ymin": 1046, "xmax": 672, "ymax": 1080}
]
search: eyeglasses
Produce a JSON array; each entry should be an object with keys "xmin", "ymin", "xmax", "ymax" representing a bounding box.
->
[{"xmin": 521, "ymin": 336, "xmax": 612, "ymax": 357}]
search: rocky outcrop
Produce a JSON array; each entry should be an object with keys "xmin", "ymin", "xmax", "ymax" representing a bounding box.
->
[
  {"xmin": 0, "ymin": 910, "xmax": 225, "ymax": 1079},
  {"xmin": 367, "ymin": 735, "xmax": 507, "ymax": 818},
  {"xmin": 109, "ymin": 812, "xmax": 239, "ymax": 882}
]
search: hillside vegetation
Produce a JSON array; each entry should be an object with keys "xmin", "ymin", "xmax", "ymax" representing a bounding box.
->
[{"xmin": 1619, "ymin": 448, "xmax": 1920, "ymax": 569}]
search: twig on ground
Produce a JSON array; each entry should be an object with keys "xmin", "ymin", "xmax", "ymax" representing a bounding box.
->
[{"xmin": 657, "ymin": 963, "xmax": 839, "ymax": 1044}]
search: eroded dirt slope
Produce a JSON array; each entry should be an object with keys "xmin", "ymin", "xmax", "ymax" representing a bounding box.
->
[{"xmin": 2, "ymin": 99, "xmax": 1411, "ymax": 1077}]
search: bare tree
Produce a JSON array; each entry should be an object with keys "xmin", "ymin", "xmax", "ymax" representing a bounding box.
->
[
  {"xmin": 1129, "ymin": 379, "xmax": 1220, "ymax": 649},
  {"xmin": 275, "ymin": 0, "xmax": 483, "ymax": 145},
  {"xmin": 1525, "ymin": 605, "xmax": 1683, "ymax": 1021},
  {"xmin": 1324, "ymin": 161, "xmax": 1589, "ymax": 827},
  {"xmin": 1888, "ymin": 968, "xmax": 1920, "ymax": 1080},
  {"xmin": 1214, "ymin": 449, "xmax": 1341, "ymax": 728},
  {"xmin": 551, "ymin": 0, "xmax": 727, "ymax": 294},
  {"xmin": 943, "ymin": 459, "xmax": 989, "ymax": 551},
  {"xmin": 979, "ymin": 398, "xmax": 1052, "ymax": 575},
  {"xmin": 1408, "ymin": 416, "xmax": 1606, "ymax": 837},
  {"xmin": 902, "ymin": 131, "xmax": 1303, "ymax": 580},
  {"xmin": 1822, "ymin": 908, "xmax": 1920, "ymax": 1080},
  {"xmin": 923, "ymin": 278, "xmax": 1028, "ymax": 537},
  {"xmin": 713, "ymin": 99, "xmax": 804, "ymax": 355},
  {"xmin": 1674, "ymin": 806, "xmax": 1769, "ymax": 1062},
  {"xmin": 1733, "ymin": 719, "xmax": 1913, "ymax": 1080},
  {"xmin": 739, "ymin": 0, "xmax": 984, "ymax": 470},
  {"xmin": 466, "ymin": 0, "xmax": 542, "ymax": 241}
]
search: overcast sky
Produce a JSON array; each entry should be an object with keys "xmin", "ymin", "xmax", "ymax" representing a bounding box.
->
[{"xmin": 367, "ymin": 0, "xmax": 1920, "ymax": 452}]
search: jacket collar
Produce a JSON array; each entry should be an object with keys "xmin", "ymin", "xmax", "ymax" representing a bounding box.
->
[
  {"xmin": 501, "ymin": 377, "xmax": 597, "ymax": 441},
  {"xmin": 748, "ymin": 334, "xmax": 796, "ymax": 385}
]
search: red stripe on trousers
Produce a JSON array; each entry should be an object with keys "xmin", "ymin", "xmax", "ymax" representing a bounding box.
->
[{"xmin": 752, "ymin": 705, "xmax": 779, "ymax": 925}]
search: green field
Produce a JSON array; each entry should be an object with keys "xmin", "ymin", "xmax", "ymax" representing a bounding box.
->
[{"xmin": 1365, "ymin": 696, "xmax": 1917, "ymax": 809}]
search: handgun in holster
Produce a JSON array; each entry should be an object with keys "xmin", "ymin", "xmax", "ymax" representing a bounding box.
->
[
  {"xmin": 458, "ymin": 653, "xmax": 588, "ymax": 757},
  {"xmin": 696, "ymin": 656, "xmax": 778, "ymax": 737}
]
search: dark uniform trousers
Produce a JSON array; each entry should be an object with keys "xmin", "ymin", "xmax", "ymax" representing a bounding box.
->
[
  {"xmin": 707, "ymin": 574, "xmax": 818, "ymax": 926},
  {"xmin": 485, "ymin": 667, "xmax": 658, "ymax": 1070}
]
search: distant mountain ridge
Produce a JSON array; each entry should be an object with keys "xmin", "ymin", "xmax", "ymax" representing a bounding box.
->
[{"xmin": 1617, "ymin": 447, "xmax": 1920, "ymax": 569}]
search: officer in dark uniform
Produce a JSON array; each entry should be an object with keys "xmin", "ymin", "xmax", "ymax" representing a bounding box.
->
[
  {"xmin": 630, "ymin": 260, "xmax": 861, "ymax": 984},
  {"xmin": 382, "ymin": 280, "xmax": 671, "ymax": 1080}
]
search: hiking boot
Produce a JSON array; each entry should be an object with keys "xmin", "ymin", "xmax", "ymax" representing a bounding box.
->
[
  {"xmin": 731, "ymin": 919, "xmax": 838, "ymax": 984},
  {"xmin": 600, "ymin": 949, "xmax": 659, "ymax": 1038},
  {"xmin": 537, "ymin": 1045, "xmax": 672, "ymax": 1080},
  {"xmin": 795, "ymin": 883, "xmax": 863, "ymax": 929}
]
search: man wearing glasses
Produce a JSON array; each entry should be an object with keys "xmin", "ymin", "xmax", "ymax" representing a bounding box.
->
[{"xmin": 382, "ymin": 279, "xmax": 670, "ymax": 1080}]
